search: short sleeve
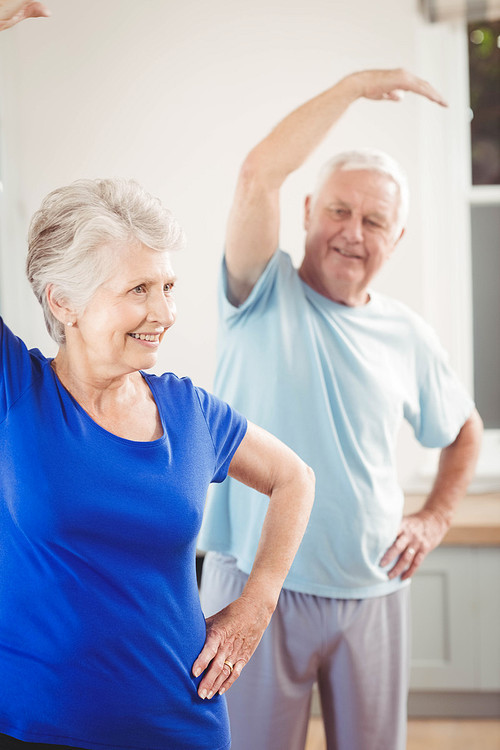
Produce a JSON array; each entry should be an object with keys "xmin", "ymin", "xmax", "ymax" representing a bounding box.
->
[
  {"xmin": 219, "ymin": 249, "xmax": 283, "ymax": 328},
  {"xmin": 195, "ymin": 386, "xmax": 248, "ymax": 483},
  {"xmin": 404, "ymin": 323, "xmax": 474, "ymax": 448},
  {"xmin": 0, "ymin": 317, "xmax": 44, "ymax": 422}
]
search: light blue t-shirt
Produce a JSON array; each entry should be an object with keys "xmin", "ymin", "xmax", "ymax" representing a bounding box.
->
[{"xmin": 198, "ymin": 250, "xmax": 474, "ymax": 599}]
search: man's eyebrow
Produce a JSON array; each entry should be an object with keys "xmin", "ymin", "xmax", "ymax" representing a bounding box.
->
[{"xmin": 327, "ymin": 198, "xmax": 350, "ymax": 207}]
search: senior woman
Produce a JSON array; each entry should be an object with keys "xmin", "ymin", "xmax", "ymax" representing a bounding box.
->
[{"xmin": 0, "ymin": 178, "xmax": 315, "ymax": 750}]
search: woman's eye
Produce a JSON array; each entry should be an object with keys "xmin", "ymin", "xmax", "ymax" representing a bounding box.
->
[
  {"xmin": 164, "ymin": 283, "xmax": 175, "ymax": 294},
  {"xmin": 133, "ymin": 285, "xmax": 146, "ymax": 294}
]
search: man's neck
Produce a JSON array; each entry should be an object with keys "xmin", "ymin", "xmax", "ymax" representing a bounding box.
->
[{"xmin": 298, "ymin": 265, "xmax": 369, "ymax": 307}]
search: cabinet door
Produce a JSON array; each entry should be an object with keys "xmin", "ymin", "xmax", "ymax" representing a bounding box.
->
[
  {"xmin": 479, "ymin": 548, "xmax": 500, "ymax": 690},
  {"xmin": 410, "ymin": 547, "xmax": 479, "ymax": 690}
]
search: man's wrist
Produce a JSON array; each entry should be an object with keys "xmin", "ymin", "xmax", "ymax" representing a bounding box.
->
[
  {"xmin": 338, "ymin": 71, "xmax": 374, "ymax": 101},
  {"xmin": 335, "ymin": 72, "xmax": 366, "ymax": 105},
  {"xmin": 420, "ymin": 501, "xmax": 453, "ymax": 533}
]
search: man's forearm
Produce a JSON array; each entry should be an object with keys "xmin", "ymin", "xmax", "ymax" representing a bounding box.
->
[
  {"xmin": 248, "ymin": 74, "xmax": 362, "ymax": 189},
  {"xmin": 247, "ymin": 68, "xmax": 447, "ymax": 190},
  {"xmin": 423, "ymin": 408, "xmax": 483, "ymax": 530},
  {"xmin": 381, "ymin": 409, "xmax": 483, "ymax": 580}
]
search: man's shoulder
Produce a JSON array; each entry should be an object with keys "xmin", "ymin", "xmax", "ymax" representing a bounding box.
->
[
  {"xmin": 370, "ymin": 291, "xmax": 443, "ymax": 352},
  {"xmin": 372, "ymin": 291, "xmax": 431, "ymax": 326},
  {"xmin": 219, "ymin": 249, "xmax": 302, "ymax": 312}
]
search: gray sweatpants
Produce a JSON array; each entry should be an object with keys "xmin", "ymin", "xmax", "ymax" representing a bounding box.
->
[{"xmin": 200, "ymin": 552, "xmax": 410, "ymax": 750}]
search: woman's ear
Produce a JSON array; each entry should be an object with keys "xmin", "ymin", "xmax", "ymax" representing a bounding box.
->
[{"xmin": 46, "ymin": 284, "xmax": 76, "ymax": 326}]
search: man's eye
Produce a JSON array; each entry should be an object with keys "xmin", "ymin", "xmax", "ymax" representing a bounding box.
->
[
  {"xmin": 164, "ymin": 283, "xmax": 175, "ymax": 294},
  {"xmin": 133, "ymin": 285, "xmax": 146, "ymax": 293}
]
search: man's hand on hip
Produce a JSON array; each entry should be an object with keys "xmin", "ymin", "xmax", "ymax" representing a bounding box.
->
[{"xmin": 380, "ymin": 509, "xmax": 448, "ymax": 581}]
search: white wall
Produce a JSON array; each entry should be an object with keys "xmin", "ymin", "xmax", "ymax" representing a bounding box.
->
[{"xmin": 0, "ymin": 0, "xmax": 470, "ymax": 485}]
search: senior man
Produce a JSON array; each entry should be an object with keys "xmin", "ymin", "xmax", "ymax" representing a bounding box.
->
[{"xmin": 198, "ymin": 68, "xmax": 482, "ymax": 750}]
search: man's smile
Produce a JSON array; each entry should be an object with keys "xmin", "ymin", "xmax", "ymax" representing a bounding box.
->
[{"xmin": 331, "ymin": 245, "xmax": 364, "ymax": 260}]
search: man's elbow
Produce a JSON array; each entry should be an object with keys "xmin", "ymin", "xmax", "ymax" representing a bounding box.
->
[
  {"xmin": 297, "ymin": 460, "xmax": 316, "ymax": 515},
  {"xmin": 238, "ymin": 147, "xmax": 285, "ymax": 192},
  {"xmin": 464, "ymin": 408, "xmax": 484, "ymax": 445},
  {"xmin": 448, "ymin": 407, "xmax": 483, "ymax": 468}
]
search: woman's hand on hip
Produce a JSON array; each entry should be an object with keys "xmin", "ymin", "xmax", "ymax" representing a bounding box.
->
[{"xmin": 192, "ymin": 592, "xmax": 273, "ymax": 699}]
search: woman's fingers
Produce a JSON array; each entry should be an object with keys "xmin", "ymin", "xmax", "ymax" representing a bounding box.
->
[
  {"xmin": 217, "ymin": 658, "xmax": 245, "ymax": 696},
  {"xmin": 196, "ymin": 625, "xmax": 248, "ymax": 699},
  {"xmin": 193, "ymin": 598, "xmax": 269, "ymax": 699},
  {"xmin": 192, "ymin": 624, "xmax": 222, "ymax": 679},
  {"xmin": 198, "ymin": 650, "xmax": 246, "ymax": 700}
]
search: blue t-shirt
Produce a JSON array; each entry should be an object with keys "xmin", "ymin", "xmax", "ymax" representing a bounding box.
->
[
  {"xmin": 0, "ymin": 317, "xmax": 247, "ymax": 750},
  {"xmin": 198, "ymin": 250, "xmax": 474, "ymax": 599}
]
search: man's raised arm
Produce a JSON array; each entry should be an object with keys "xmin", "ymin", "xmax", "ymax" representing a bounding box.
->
[{"xmin": 226, "ymin": 68, "xmax": 446, "ymax": 306}]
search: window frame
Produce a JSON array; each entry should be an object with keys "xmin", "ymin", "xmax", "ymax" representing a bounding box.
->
[{"xmin": 416, "ymin": 18, "xmax": 500, "ymax": 489}]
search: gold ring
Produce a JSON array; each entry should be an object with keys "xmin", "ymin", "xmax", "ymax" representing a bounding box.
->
[{"xmin": 223, "ymin": 660, "xmax": 234, "ymax": 674}]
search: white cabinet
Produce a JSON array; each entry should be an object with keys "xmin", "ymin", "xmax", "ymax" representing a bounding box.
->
[{"xmin": 409, "ymin": 546, "xmax": 500, "ymax": 691}]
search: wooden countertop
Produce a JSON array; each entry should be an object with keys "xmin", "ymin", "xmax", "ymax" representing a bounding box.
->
[{"xmin": 404, "ymin": 493, "xmax": 500, "ymax": 546}]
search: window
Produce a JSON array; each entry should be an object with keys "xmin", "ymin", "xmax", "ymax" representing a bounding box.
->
[
  {"xmin": 468, "ymin": 20, "xmax": 500, "ymax": 186},
  {"xmin": 411, "ymin": 15, "xmax": 500, "ymax": 490},
  {"xmin": 468, "ymin": 19, "xmax": 500, "ymax": 430}
]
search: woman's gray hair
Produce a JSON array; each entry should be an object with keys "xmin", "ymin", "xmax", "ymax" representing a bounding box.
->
[
  {"xmin": 26, "ymin": 178, "xmax": 186, "ymax": 344},
  {"xmin": 311, "ymin": 149, "xmax": 409, "ymax": 237}
]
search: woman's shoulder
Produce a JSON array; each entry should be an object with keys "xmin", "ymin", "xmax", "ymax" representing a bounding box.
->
[
  {"xmin": 0, "ymin": 317, "xmax": 51, "ymax": 420},
  {"xmin": 0, "ymin": 316, "xmax": 49, "ymax": 373},
  {"xmin": 143, "ymin": 370, "xmax": 194, "ymax": 391},
  {"xmin": 142, "ymin": 370, "xmax": 199, "ymax": 409},
  {"xmin": 143, "ymin": 371, "xmax": 235, "ymax": 422}
]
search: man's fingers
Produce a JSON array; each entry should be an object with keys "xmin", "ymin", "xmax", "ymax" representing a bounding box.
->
[
  {"xmin": 387, "ymin": 544, "xmax": 424, "ymax": 580},
  {"xmin": 380, "ymin": 532, "xmax": 409, "ymax": 567},
  {"xmin": 360, "ymin": 69, "xmax": 447, "ymax": 108},
  {"xmin": 401, "ymin": 549, "xmax": 425, "ymax": 580},
  {"xmin": 409, "ymin": 77, "xmax": 448, "ymax": 107}
]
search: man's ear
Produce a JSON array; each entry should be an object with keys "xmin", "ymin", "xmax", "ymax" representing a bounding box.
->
[
  {"xmin": 304, "ymin": 195, "xmax": 312, "ymax": 231},
  {"xmin": 45, "ymin": 284, "xmax": 76, "ymax": 325},
  {"xmin": 388, "ymin": 227, "xmax": 405, "ymax": 258},
  {"xmin": 394, "ymin": 227, "xmax": 405, "ymax": 250}
]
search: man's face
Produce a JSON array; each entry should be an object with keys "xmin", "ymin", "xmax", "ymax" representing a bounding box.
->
[{"xmin": 299, "ymin": 168, "xmax": 404, "ymax": 306}]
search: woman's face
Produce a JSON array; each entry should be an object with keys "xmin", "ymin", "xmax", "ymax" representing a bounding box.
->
[{"xmin": 72, "ymin": 242, "xmax": 177, "ymax": 377}]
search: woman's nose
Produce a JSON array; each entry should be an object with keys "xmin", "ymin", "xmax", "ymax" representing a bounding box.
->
[{"xmin": 147, "ymin": 293, "xmax": 176, "ymax": 328}]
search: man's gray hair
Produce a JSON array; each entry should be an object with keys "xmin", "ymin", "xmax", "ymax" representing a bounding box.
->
[
  {"xmin": 26, "ymin": 178, "xmax": 186, "ymax": 344},
  {"xmin": 312, "ymin": 149, "xmax": 409, "ymax": 236}
]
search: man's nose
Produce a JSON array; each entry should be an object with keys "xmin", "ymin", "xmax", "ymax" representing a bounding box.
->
[{"xmin": 341, "ymin": 214, "xmax": 363, "ymax": 242}]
